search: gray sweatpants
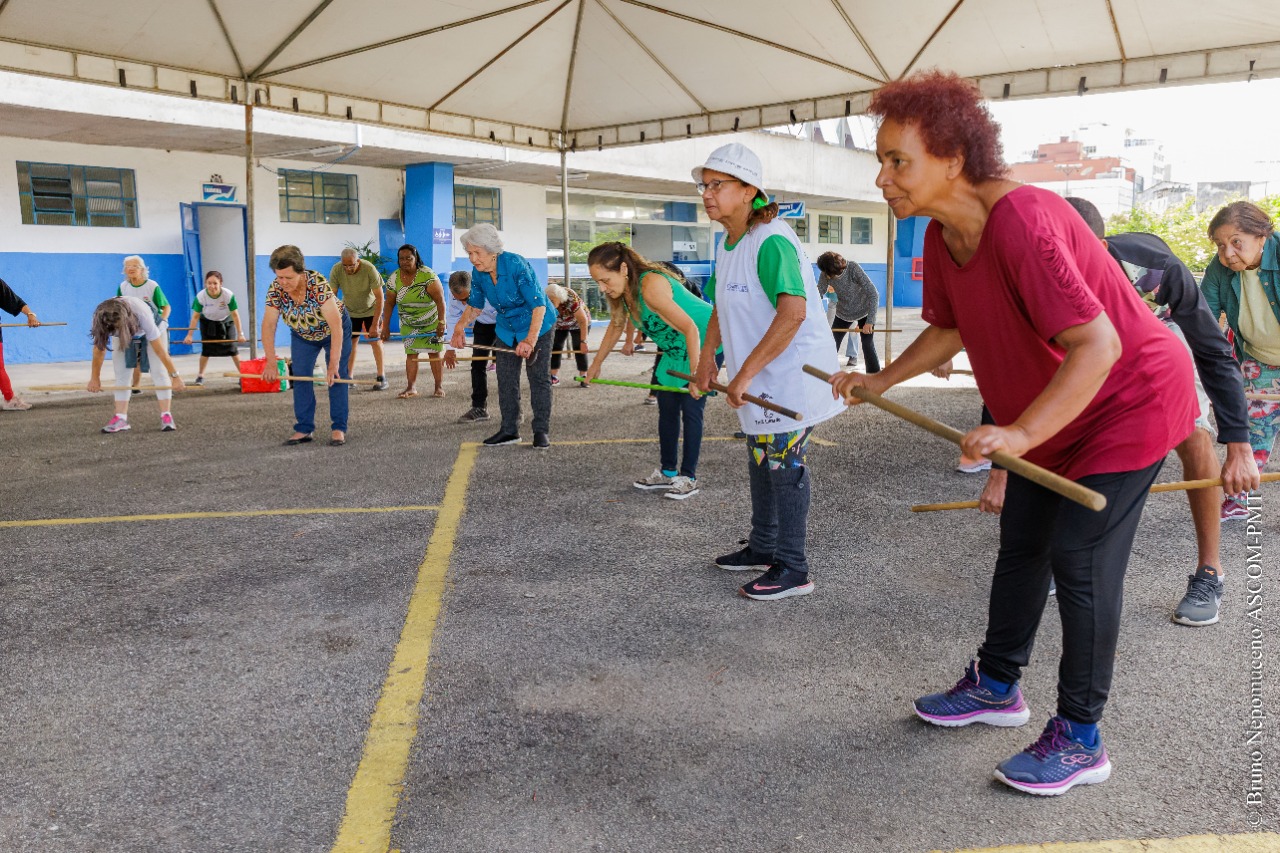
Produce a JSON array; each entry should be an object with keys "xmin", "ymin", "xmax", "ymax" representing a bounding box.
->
[{"xmin": 495, "ymin": 329, "xmax": 553, "ymax": 435}]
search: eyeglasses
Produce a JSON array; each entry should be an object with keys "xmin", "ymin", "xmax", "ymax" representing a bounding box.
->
[{"xmin": 696, "ymin": 178, "xmax": 742, "ymax": 194}]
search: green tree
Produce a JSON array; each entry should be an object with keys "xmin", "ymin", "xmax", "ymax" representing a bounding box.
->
[
  {"xmin": 1106, "ymin": 194, "xmax": 1280, "ymax": 273},
  {"xmin": 568, "ymin": 227, "xmax": 631, "ymax": 264}
]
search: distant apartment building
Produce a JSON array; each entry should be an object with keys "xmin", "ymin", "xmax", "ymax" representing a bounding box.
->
[{"xmin": 1007, "ymin": 136, "xmax": 1136, "ymax": 219}]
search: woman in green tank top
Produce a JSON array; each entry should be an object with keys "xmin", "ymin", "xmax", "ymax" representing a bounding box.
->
[{"xmin": 585, "ymin": 242, "xmax": 714, "ymax": 501}]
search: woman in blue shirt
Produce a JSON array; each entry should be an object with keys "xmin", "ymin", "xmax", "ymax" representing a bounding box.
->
[{"xmin": 450, "ymin": 224, "xmax": 555, "ymax": 449}]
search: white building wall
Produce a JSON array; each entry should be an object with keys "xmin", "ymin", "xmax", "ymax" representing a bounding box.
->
[{"xmin": 0, "ymin": 135, "xmax": 406, "ymax": 259}]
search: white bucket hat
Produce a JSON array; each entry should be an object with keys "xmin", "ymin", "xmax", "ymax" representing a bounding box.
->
[{"xmin": 692, "ymin": 142, "xmax": 764, "ymax": 191}]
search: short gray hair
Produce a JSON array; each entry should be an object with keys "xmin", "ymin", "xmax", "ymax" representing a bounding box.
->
[
  {"xmin": 459, "ymin": 223, "xmax": 503, "ymax": 255},
  {"xmin": 340, "ymin": 247, "xmax": 358, "ymax": 260},
  {"xmin": 544, "ymin": 283, "xmax": 568, "ymax": 305},
  {"xmin": 122, "ymin": 255, "xmax": 148, "ymax": 278}
]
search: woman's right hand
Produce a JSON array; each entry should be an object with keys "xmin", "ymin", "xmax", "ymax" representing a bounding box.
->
[
  {"xmin": 182, "ymin": 334, "xmax": 194, "ymax": 345},
  {"xmin": 450, "ymin": 329, "xmax": 465, "ymax": 349},
  {"xmin": 930, "ymin": 359, "xmax": 953, "ymax": 380},
  {"xmin": 86, "ymin": 377, "xmax": 101, "ymax": 393},
  {"xmin": 443, "ymin": 350, "xmax": 458, "ymax": 370},
  {"xmin": 261, "ymin": 363, "xmax": 276, "ymax": 382},
  {"xmin": 583, "ymin": 363, "xmax": 600, "ymax": 385}
]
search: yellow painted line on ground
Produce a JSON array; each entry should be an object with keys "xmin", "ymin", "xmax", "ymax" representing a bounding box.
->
[
  {"xmin": 0, "ymin": 505, "xmax": 441, "ymax": 529},
  {"xmin": 938, "ymin": 831, "xmax": 1280, "ymax": 853},
  {"xmin": 330, "ymin": 441, "xmax": 479, "ymax": 853}
]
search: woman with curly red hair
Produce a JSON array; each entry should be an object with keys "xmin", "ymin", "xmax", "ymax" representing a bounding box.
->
[{"xmin": 829, "ymin": 71, "xmax": 1206, "ymax": 795}]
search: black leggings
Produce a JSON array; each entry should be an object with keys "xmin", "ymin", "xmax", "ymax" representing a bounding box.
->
[
  {"xmin": 551, "ymin": 328, "xmax": 588, "ymax": 374},
  {"xmin": 977, "ymin": 459, "xmax": 1163, "ymax": 724},
  {"xmin": 831, "ymin": 314, "xmax": 880, "ymax": 373}
]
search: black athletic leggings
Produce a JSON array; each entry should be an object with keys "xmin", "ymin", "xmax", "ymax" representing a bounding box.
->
[{"xmin": 976, "ymin": 459, "xmax": 1163, "ymax": 724}]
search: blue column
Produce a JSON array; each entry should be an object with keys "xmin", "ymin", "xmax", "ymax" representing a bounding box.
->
[{"xmin": 404, "ymin": 162, "xmax": 455, "ymax": 275}]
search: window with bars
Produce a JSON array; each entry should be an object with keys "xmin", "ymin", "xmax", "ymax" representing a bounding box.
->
[
  {"xmin": 454, "ymin": 185, "xmax": 502, "ymax": 230},
  {"xmin": 17, "ymin": 161, "xmax": 138, "ymax": 227},
  {"xmin": 818, "ymin": 214, "xmax": 843, "ymax": 244},
  {"xmin": 278, "ymin": 169, "xmax": 360, "ymax": 224},
  {"xmin": 850, "ymin": 216, "xmax": 873, "ymax": 245},
  {"xmin": 785, "ymin": 214, "xmax": 809, "ymax": 242}
]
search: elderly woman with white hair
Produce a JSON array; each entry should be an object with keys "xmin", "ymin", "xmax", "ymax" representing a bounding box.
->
[
  {"xmin": 545, "ymin": 282, "xmax": 591, "ymax": 387},
  {"xmin": 449, "ymin": 223, "xmax": 555, "ymax": 448},
  {"xmin": 117, "ymin": 255, "xmax": 171, "ymax": 393}
]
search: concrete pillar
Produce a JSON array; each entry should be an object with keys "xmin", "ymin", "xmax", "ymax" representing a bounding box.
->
[{"xmin": 404, "ymin": 162, "xmax": 455, "ymax": 275}]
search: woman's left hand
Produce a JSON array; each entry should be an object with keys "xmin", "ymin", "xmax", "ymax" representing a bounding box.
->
[
  {"xmin": 26, "ymin": 312, "xmax": 38, "ymax": 327},
  {"xmin": 960, "ymin": 424, "xmax": 1032, "ymax": 463},
  {"xmin": 515, "ymin": 340, "xmax": 533, "ymax": 359},
  {"xmin": 326, "ymin": 362, "xmax": 341, "ymax": 386}
]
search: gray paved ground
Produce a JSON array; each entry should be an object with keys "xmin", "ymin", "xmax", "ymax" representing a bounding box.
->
[{"xmin": 1, "ymin": 319, "xmax": 1278, "ymax": 852}]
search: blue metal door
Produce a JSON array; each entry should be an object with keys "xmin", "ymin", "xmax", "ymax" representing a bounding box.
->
[{"xmin": 176, "ymin": 203, "xmax": 202, "ymax": 355}]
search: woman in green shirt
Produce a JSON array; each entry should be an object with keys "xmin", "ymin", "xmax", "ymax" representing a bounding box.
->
[{"xmin": 585, "ymin": 242, "xmax": 712, "ymax": 500}]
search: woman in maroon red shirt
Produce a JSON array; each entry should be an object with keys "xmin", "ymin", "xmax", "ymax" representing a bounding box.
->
[{"xmin": 829, "ymin": 71, "xmax": 1218, "ymax": 797}]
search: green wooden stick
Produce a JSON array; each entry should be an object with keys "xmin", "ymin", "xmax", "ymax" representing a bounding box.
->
[{"xmin": 575, "ymin": 376, "xmax": 714, "ymax": 395}]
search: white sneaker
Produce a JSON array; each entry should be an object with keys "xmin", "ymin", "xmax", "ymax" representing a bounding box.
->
[
  {"xmin": 634, "ymin": 469, "xmax": 674, "ymax": 490},
  {"xmin": 664, "ymin": 476, "xmax": 700, "ymax": 500},
  {"xmin": 1, "ymin": 396, "xmax": 32, "ymax": 411},
  {"xmin": 101, "ymin": 415, "xmax": 130, "ymax": 434},
  {"xmin": 956, "ymin": 457, "xmax": 992, "ymax": 474}
]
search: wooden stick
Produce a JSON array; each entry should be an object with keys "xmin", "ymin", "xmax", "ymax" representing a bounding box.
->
[
  {"xmin": 167, "ymin": 326, "xmax": 197, "ymax": 331},
  {"xmin": 28, "ymin": 384, "xmax": 201, "ymax": 392},
  {"xmin": 222, "ymin": 372, "xmax": 360, "ymax": 385},
  {"xmin": 576, "ymin": 376, "xmax": 713, "ymax": 395},
  {"xmin": 911, "ymin": 471, "xmax": 1280, "ymax": 513},
  {"xmin": 1246, "ymin": 392, "xmax": 1280, "ymax": 401},
  {"xmin": 831, "ymin": 327, "xmax": 903, "ymax": 334},
  {"xmin": 803, "ymin": 363, "xmax": 1107, "ymax": 511},
  {"xmin": 1, "ymin": 321, "xmax": 67, "ymax": 328},
  {"xmin": 472, "ymin": 341, "xmax": 533, "ymax": 359},
  {"xmin": 668, "ymin": 370, "xmax": 803, "ymax": 420},
  {"xmin": 181, "ymin": 339, "xmax": 252, "ymax": 345}
]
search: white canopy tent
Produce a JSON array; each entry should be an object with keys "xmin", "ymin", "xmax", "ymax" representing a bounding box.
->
[{"xmin": 3, "ymin": 0, "xmax": 1278, "ymax": 354}]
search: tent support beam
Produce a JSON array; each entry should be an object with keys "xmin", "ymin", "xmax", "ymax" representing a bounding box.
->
[
  {"xmin": 615, "ymin": 0, "xmax": 880, "ymax": 84},
  {"xmin": 430, "ymin": 0, "xmax": 574, "ymax": 112},
  {"xmin": 267, "ymin": 1, "xmax": 552, "ymax": 77},
  {"xmin": 244, "ymin": 102, "xmax": 258, "ymax": 361},
  {"xmin": 558, "ymin": 0, "xmax": 585, "ymax": 289},
  {"xmin": 828, "ymin": 0, "xmax": 888, "ymax": 82},
  {"xmin": 1104, "ymin": 1, "xmax": 1128, "ymax": 63},
  {"xmin": 901, "ymin": 0, "xmax": 966, "ymax": 79},
  {"xmin": 206, "ymin": 0, "xmax": 246, "ymax": 79},
  {"xmin": 595, "ymin": 0, "xmax": 707, "ymax": 112},
  {"xmin": 560, "ymin": 148, "xmax": 571, "ymax": 289},
  {"xmin": 248, "ymin": 0, "xmax": 336, "ymax": 80},
  {"xmin": 884, "ymin": 210, "xmax": 895, "ymax": 366}
]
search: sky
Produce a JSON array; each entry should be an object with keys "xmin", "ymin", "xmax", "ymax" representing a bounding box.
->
[{"xmin": 836, "ymin": 76, "xmax": 1280, "ymax": 185}]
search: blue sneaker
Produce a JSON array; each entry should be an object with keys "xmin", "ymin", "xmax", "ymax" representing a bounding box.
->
[
  {"xmin": 995, "ymin": 716, "xmax": 1112, "ymax": 796},
  {"xmin": 914, "ymin": 661, "xmax": 1030, "ymax": 728}
]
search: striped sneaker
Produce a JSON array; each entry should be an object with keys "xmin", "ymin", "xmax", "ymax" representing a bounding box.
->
[
  {"xmin": 664, "ymin": 475, "xmax": 699, "ymax": 500},
  {"xmin": 914, "ymin": 660, "xmax": 1030, "ymax": 727},
  {"xmin": 101, "ymin": 415, "xmax": 130, "ymax": 434},
  {"xmin": 995, "ymin": 716, "xmax": 1111, "ymax": 796},
  {"xmin": 634, "ymin": 469, "xmax": 674, "ymax": 490}
]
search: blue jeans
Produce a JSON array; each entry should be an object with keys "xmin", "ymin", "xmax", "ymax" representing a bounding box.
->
[
  {"xmin": 656, "ymin": 389, "xmax": 706, "ymax": 478},
  {"xmin": 745, "ymin": 428, "xmax": 815, "ymax": 574},
  {"xmin": 290, "ymin": 311, "xmax": 352, "ymax": 434}
]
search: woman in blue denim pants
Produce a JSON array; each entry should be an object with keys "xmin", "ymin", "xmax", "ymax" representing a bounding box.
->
[{"xmin": 261, "ymin": 244, "xmax": 353, "ymax": 447}]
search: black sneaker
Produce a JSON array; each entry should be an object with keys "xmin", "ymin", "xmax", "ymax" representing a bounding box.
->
[
  {"xmin": 714, "ymin": 539, "xmax": 773, "ymax": 572},
  {"xmin": 532, "ymin": 432, "xmax": 550, "ymax": 449},
  {"xmin": 483, "ymin": 431, "xmax": 520, "ymax": 446},
  {"xmin": 192, "ymin": 375, "xmax": 205, "ymax": 387},
  {"xmin": 1172, "ymin": 573, "xmax": 1223, "ymax": 626},
  {"xmin": 457, "ymin": 407, "xmax": 490, "ymax": 423},
  {"xmin": 739, "ymin": 564, "xmax": 814, "ymax": 601}
]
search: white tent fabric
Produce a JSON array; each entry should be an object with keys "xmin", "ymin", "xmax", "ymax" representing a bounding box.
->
[{"xmin": 1, "ymin": 0, "xmax": 1278, "ymax": 151}]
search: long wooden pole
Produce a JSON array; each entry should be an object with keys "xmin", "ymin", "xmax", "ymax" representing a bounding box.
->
[
  {"xmin": 668, "ymin": 370, "xmax": 802, "ymax": 420},
  {"xmin": 1, "ymin": 322, "xmax": 66, "ymax": 328},
  {"xmin": 911, "ymin": 472, "xmax": 1280, "ymax": 513},
  {"xmin": 29, "ymin": 384, "xmax": 203, "ymax": 392},
  {"xmin": 223, "ymin": 372, "xmax": 360, "ymax": 385},
  {"xmin": 803, "ymin": 363, "xmax": 1106, "ymax": 511}
]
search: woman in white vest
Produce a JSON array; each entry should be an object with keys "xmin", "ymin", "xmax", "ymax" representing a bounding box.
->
[{"xmin": 690, "ymin": 142, "xmax": 845, "ymax": 601}]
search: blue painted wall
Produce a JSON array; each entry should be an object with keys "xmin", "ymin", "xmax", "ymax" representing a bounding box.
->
[{"xmin": 1, "ymin": 252, "xmax": 186, "ymax": 364}]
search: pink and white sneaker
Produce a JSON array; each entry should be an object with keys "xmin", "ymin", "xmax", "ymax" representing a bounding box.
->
[
  {"xmin": 1, "ymin": 396, "xmax": 32, "ymax": 411},
  {"xmin": 101, "ymin": 415, "xmax": 130, "ymax": 434},
  {"xmin": 160, "ymin": 412, "xmax": 176, "ymax": 432}
]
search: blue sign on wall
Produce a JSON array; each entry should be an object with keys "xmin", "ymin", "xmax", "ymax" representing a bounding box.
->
[
  {"xmin": 777, "ymin": 201, "xmax": 806, "ymax": 219},
  {"xmin": 433, "ymin": 227, "xmax": 452, "ymax": 245}
]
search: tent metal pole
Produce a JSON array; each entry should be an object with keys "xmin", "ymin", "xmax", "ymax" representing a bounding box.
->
[
  {"xmin": 245, "ymin": 101, "xmax": 258, "ymax": 360},
  {"xmin": 884, "ymin": 209, "xmax": 895, "ymax": 365},
  {"xmin": 560, "ymin": 146, "xmax": 570, "ymax": 287}
]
